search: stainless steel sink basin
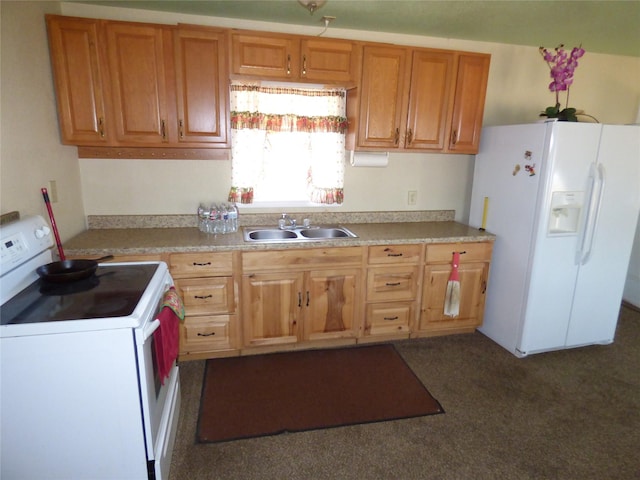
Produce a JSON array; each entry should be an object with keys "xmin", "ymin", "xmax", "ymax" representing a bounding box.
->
[
  {"xmin": 299, "ymin": 228, "xmax": 354, "ymax": 239},
  {"xmin": 247, "ymin": 229, "xmax": 298, "ymax": 241},
  {"xmin": 243, "ymin": 225, "xmax": 357, "ymax": 243}
]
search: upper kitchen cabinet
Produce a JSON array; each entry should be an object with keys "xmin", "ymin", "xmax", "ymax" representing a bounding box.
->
[
  {"xmin": 353, "ymin": 45, "xmax": 411, "ymax": 149},
  {"xmin": 46, "ymin": 15, "xmax": 109, "ymax": 145},
  {"xmin": 230, "ymin": 31, "xmax": 359, "ymax": 85},
  {"xmin": 348, "ymin": 45, "xmax": 490, "ymax": 154},
  {"xmin": 173, "ymin": 26, "xmax": 229, "ymax": 146},
  {"xmin": 46, "ymin": 16, "xmax": 230, "ymax": 154},
  {"xmin": 105, "ymin": 21, "xmax": 173, "ymax": 145},
  {"xmin": 446, "ymin": 53, "xmax": 491, "ymax": 153}
]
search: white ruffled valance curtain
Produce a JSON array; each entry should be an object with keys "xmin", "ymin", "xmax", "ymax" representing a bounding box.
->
[{"xmin": 227, "ymin": 83, "xmax": 347, "ymax": 205}]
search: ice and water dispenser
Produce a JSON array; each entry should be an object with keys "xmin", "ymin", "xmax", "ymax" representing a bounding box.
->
[{"xmin": 548, "ymin": 191, "xmax": 584, "ymax": 235}]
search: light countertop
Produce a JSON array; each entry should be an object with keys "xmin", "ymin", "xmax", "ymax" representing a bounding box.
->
[{"xmin": 64, "ymin": 220, "xmax": 494, "ymax": 256}]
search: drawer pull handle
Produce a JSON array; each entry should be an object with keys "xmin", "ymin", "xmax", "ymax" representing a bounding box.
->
[
  {"xmin": 193, "ymin": 262, "xmax": 212, "ymax": 266},
  {"xmin": 306, "ymin": 291, "xmax": 310, "ymax": 307},
  {"xmin": 194, "ymin": 294, "xmax": 213, "ymax": 300},
  {"xmin": 387, "ymin": 253, "xmax": 403, "ymax": 257},
  {"xmin": 383, "ymin": 316, "xmax": 399, "ymax": 321},
  {"xmin": 453, "ymin": 251, "xmax": 467, "ymax": 255},
  {"xmin": 197, "ymin": 332, "xmax": 216, "ymax": 337},
  {"xmin": 298, "ymin": 292, "xmax": 302, "ymax": 307},
  {"xmin": 385, "ymin": 282, "xmax": 401, "ymax": 287}
]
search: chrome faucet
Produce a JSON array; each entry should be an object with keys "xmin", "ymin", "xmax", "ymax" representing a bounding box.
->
[{"xmin": 279, "ymin": 213, "xmax": 297, "ymax": 229}]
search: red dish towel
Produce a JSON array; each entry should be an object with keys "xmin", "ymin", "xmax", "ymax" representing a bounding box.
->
[{"xmin": 154, "ymin": 287, "xmax": 185, "ymax": 385}]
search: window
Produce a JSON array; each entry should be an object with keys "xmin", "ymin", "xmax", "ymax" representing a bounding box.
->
[{"xmin": 227, "ymin": 83, "xmax": 347, "ymax": 206}]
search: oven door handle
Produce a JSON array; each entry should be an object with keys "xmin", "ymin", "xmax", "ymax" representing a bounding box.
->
[{"xmin": 143, "ymin": 319, "xmax": 161, "ymax": 341}]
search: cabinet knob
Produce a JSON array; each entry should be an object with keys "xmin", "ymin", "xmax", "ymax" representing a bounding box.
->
[
  {"xmin": 406, "ymin": 129, "xmax": 413, "ymax": 145},
  {"xmin": 302, "ymin": 55, "xmax": 307, "ymax": 75},
  {"xmin": 451, "ymin": 129, "xmax": 458, "ymax": 145},
  {"xmin": 179, "ymin": 119, "xmax": 184, "ymax": 139},
  {"xmin": 286, "ymin": 54, "xmax": 291, "ymax": 75},
  {"xmin": 98, "ymin": 117, "xmax": 105, "ymax": 138},
  {"xmin": 394, "ymin": 128, "xmax": 400, "ymax": 145}
]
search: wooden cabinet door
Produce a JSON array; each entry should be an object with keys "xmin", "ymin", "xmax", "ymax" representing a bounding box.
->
[
  {"xmin": 46, "ymin": 15, "xmax": 109, "ymax": 145},
  {"xmin": 405, "ymin": 50, "xmax": 455, "ymax": 151},
  {"xmin": 231, "ymin": 33, "xmax": 299, "ymax": 79},
  {"xmin": 105, "ymin": 22, "xmax": 172, "ymax": 144},
  {"xmin": 300, "ymin": 38, "xmax": 357, "ymax": 83},
  {"xmin": 447, "ymin": 53, "xmax": 490, "ymax": 153},
  {"xmin": 419, "ymin": 262, "xmax": 488, "ymax": 333},
  {"xmin": 174, "ymin": 27, "xmax": 229, "ymax": 145},
  {"xmin": 241, "ymin": 272, "xmax": 303, "ymax": 347},
  {"xmin": 303, "ymin": 268, "xmax": 361, "ymax": 342},
  {"xmin": 357, "ymin": 46, "xmax": 410, "ymax": 149}
]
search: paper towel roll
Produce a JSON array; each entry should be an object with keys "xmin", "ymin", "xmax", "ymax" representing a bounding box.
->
[{"xmin": 349, "ymin": 151, "xmax": 389, "ymax": 167}]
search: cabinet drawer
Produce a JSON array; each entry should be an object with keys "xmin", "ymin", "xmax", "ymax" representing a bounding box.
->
[
  {"xmin": 169, "ymin": 251, "xmax": 233, "ymax": 277},
  {"xmin": 242, "ymin": 247, "xmax": 364, "ymax": 272},
  {"xmin": 365, "ymin": 302, "xmax": 412, "ymax": 336},
  {"xmin": 180, "ymin": 314, "xmax": 235, "ymax": 353},
  {"xmin": 174, "ymin": 277, "xmax": 235, "ymax": 315},
  {"xmin": 368, "ymin": 244, "xmax": 423, "ymax": 264},
  {"xmin": 366, "ymin": 266, "xmax": 419, "ymax": 302},
  {"xmin": 425, "ymin": 242, "xmax": 492, "ymax": 264}
]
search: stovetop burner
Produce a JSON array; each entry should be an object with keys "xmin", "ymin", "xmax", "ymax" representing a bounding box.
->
[{"xmin": 1, "ymin": 263, "xmax": 159, "ymax": 325}]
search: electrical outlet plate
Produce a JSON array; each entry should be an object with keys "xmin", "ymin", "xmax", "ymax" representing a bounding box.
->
[{"xmin": 407, "ymin": 190, "xmax": 417, "ymax": 205}]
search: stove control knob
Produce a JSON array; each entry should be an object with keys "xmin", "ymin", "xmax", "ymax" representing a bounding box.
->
[{"xmin": 35, "ymin": 226, "xmax": 51, "ymax": 239}]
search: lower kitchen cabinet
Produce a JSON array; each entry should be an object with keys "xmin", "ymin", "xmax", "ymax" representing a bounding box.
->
[
  {"xmin": 241, "ymin": 271, "xmax": 303, "ymax": 347},
  {"xmin": 361, "ymin": 244, "xmax": 423, "ymax": 342},
  {"xmin": 415, "ymin": 242, "xmax": 492, "ymax": 336},
  {"xmin": 163, "ymin": 241, "xmax": 492, "ymax": 360},
  {"xmin": 241, "ymin": 247, "xmax": 364, "ymax": 352},
  {"xmin": 170, "ymin": 251, "xmax": 240, "ymax": 359}
]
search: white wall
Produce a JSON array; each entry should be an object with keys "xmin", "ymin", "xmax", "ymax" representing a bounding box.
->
[
  {"xmin": 0, "ymin": 1, "xmax": 86, "ymax": 241},
  {"xmin": 60, "ymin": 2, "xmax": 640, "ymax": 223},
  {"xmin": 2, "ymin": 2, "xmax": 640, "ymax": 228}
]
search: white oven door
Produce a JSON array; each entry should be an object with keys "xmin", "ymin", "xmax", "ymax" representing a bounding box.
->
[{"xmin": 136, "ymin": 273, "xmax": 181, "ymax": 480}]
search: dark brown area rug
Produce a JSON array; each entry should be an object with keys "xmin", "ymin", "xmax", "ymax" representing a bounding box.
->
[{"xmin": 197, "ymin": 344, "xmax": 444, "ymax": 443}]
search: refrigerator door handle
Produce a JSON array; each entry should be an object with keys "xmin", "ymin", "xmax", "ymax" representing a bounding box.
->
[{"xmin": 577, "ymin": 163, "xmax": 606, "ymax": 265}]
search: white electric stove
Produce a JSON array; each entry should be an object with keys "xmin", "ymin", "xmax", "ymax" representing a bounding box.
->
[{"xmin": 0, "ymin": 215, "xmax": 180, "ymax": 480}]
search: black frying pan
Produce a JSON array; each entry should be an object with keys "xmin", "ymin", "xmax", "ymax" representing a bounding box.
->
[{"xmin": 36, "ymin": 255, "xmax": 114, "ymax": 283}]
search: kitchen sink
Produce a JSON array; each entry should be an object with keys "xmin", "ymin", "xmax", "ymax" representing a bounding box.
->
[
  {"xmin": 247, "ymin": 229, "xmax": 298, "ymax": 241},
  {"xmin": 299, "ymin": 228, "xmax": 354, "ymax": 239},
  {"xmin": 243, "ymin": 225, "xmax": 358, "ymax": 243}
]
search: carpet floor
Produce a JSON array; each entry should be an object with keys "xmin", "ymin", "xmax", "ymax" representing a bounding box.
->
[
  {"xmin": 197, "ymin": 344, "xmax": 443, "ymax": 443},
  {"xmin": 170, "ymin": 304, "xmax": 640, "ymax": 480}
]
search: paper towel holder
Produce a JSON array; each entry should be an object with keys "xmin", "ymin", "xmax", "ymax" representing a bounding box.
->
[{"xmin": 348, "ymin": 150, "xmax": 389, "ymax": 168}]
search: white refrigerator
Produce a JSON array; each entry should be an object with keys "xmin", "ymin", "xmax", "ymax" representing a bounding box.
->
[{"xmin": 469, "ymin": 121, "xmax": 640, "ymax": 357}]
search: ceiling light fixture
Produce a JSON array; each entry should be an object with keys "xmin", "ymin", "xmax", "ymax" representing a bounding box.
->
[{"xmin": 298, "ymin": 0, "xmax": 327, "ymax": 15}]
